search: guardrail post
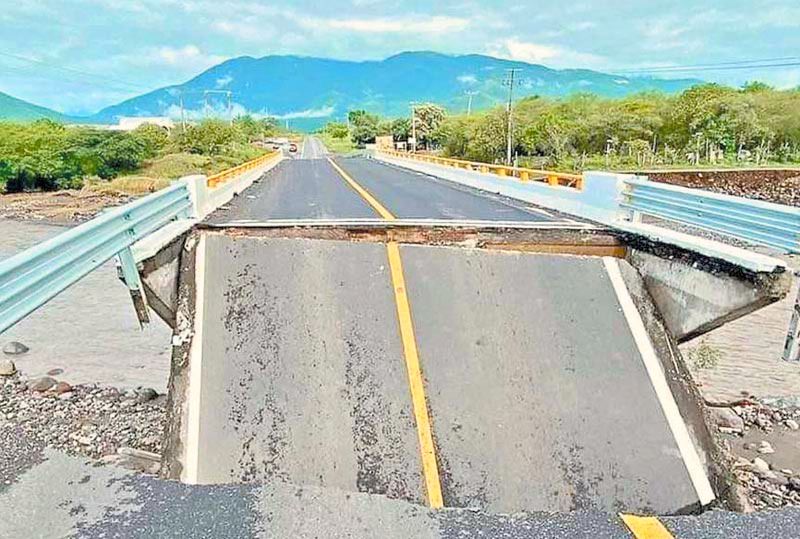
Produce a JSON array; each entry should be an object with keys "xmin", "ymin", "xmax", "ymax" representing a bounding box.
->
[
  {"xmin": 117, "ymin": 246, "xmax": 150, "ymax": 328},
  {"xmin": 782, "ymin": 275, "xmax": 800, "ymax": 362}
]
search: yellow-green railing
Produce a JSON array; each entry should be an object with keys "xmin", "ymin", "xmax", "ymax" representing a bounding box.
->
[{"xmin": 379, "ymin": 149, "xmax": 584, "ymax": 190}]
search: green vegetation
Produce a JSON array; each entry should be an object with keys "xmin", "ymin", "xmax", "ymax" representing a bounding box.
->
[
  {"xmin": 0, "ymin": 116, "xmax": 281, "ymax": 193},
  {"xmin": 317, "ymin": 129, "xmax": 356, "ymax": 154},
  {"xmin": 688, "ymin": 340, "xmax": 724, "ymax": 371},
  {"xmin": 323, "ymin": 84, "xmax": 800, "ymax": 170}
]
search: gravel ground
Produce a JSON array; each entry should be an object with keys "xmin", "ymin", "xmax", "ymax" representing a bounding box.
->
[
  {"xmin": 645, "ymin": 169, "xmax": 800, "ymax": 207},
  {"xmin": 709, "ymin": 398, "xmax": 800, "ymax": 510},
  {"xmin": 0, "ymin": 190, "xmax": 132, "ymax": 225},
  {"xmin": 0, "ymin": 372, "xmax": 165, "ymax": 464}
]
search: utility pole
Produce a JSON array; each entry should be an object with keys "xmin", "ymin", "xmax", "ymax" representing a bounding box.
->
[
  {"xmin": 410, "ymin": 102, "xmax": 418, "ymax": 153},
  {"xmin": 465, "ymin": 90, "xmax": 478, "ymax": 115},
  {"xmin": 503, "ymin": 68, "xmax": 521, "ymax": 165},
  {"xmin": 179, "ymin": 92, "xmax": 186, "ymax": 130}
]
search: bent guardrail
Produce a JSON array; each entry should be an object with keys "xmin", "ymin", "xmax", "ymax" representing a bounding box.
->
[
  {"xmin": 0, "ymin": 182, "xmax": 192, "ymax": 333},
  {"xmin": 621, "ymin": 177, "xmax": 800, "ymax": 253},
  {"xmin": 0, "ymin": 150, "xmax": 285, "ymax": 334}
]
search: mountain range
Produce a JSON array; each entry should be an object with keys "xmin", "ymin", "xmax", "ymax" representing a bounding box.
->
[
  {"xmin": 0, "ymin": 91, "xmax": 69, "ymax": 122},
  {"xmin": 1, "ymin": 52, "xmax": 702, "ymax": 129}
]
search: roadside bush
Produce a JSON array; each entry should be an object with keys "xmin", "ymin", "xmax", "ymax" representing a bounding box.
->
[{"xmin": 172, "ymin": 119, "xmax": 245, "ymax": 155}]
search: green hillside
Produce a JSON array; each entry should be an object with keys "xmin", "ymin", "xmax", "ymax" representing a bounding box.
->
[{"xmin": 0, "ymin": 91, "xmax": 66, "ymax": 122}]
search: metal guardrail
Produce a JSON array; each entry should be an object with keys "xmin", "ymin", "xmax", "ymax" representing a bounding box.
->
[
  {"xmin": 379, "ymin": 149, "xmax": 584, "ymax": 189},
  {"xmin": 207, "ymin": 151, "xmax": 280, "ymax": 188},
  {"xmin": 0, "ymin": 182, "xmax": 193, "ymax": 333},
  {"xmin": 0, "ymin": 150, "xmax": 284, "ymax": 334},
  {"xmin": 621, "ymin": 177, "xmax": 800, "ymax": 253}
]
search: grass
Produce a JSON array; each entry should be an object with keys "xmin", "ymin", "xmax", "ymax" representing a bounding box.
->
[
  {"xmin": 85, "ymin": 147, "xmax": 267, "ymax": 195},
  {"xmin": 688, "ymin": 340, "xmax": 724, "ymax": 371},
  {"xmin": 318, "ymin": 133, "xmax": 356, "ymax": 155}
]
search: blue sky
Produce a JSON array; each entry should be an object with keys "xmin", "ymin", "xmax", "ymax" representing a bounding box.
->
[{"xmin": 1, "ymin": 0, "xmax": 799, "ymax": 115}]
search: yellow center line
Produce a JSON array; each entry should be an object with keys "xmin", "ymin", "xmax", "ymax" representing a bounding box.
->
[
  {"xmin": 326, "ymin": 157, "xmax": 396, "ymax": 220},
  {"xmin": 327, "ymin": 156, "xmax": 444, "ymax": 509},
  {"xmin": 386, "ymin": 242, "xmax": 444, "ymax": 508},
  {"xmin": 620, "ymin": 514, "xmax": 676, "ymax": 539}
]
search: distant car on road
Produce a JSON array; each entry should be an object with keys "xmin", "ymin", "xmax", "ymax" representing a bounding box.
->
[{"xmin": 289, "ymin": 143, "xmax": 298, "ymax": 153}]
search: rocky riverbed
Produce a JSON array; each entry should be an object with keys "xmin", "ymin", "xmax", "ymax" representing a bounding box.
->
[
  {"xmin": 711, "ymin": 398, "xmax": 800, "ymax": 510},
  {"xmin": 0, "ymin": 366, "xmax": 165, "ymax": 473}
]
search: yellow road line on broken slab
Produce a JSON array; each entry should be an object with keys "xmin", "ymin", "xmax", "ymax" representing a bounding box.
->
[
  {"xmin": 326, "ymin": 157, "xmax": 396, "ymax": 220},
  {"xmin": 620, "ymin": 514, "xmax": 676, "ymax": 539},
  {"xmin": 386, "ymin": 241, "xmax": 444, "ymax": 508},
  {"xmin": 327, "ymin": 156, "xmax": 444, "ymax": 508}
]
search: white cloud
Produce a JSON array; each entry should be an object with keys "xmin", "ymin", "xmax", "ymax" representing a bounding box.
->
[
  {"xmin": 273, "ymin": 105, "xmax": 335, "ymax": 119},
  {"xmin": 103, "ymin": 45, "xmax": 226, "ymax": 72},
  {"xmin": 298, "ymin": 15, "xmax": 469, "ymax": 34},
  {"xmin": 487, "ymin": 38, "xmax": 607, "ymax": 69},
  {"xmin": 211, "ymin": 19, "xmax": 276, "ymax": 42},
  {"xmin": 216, "ymin": 75, "xmax": 233, "ymax": 88},
  {"xmin": 457, "ymin": 74, "xmax": 477, "ymax": 84}
]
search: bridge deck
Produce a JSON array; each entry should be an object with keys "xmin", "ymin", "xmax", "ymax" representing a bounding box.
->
[
  {"xmin": 163, "ymin": 138, "xmax": 714, "ymax": 515},
  {"xmin": 166, "ymin": 227, "xmax": 710, "ymax": 514},
  {"xmin": 205, "ymin": 154, "xmax": 565, "ymax": 225}
]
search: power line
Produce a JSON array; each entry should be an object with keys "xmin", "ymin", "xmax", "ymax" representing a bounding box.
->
[
  {"xmin": 0, "ymin": 51, "xmax": 154, "ymax": 91},
  {"xmin": 615, "ymin": 57, "xmax": 800, "ymax": 75}
]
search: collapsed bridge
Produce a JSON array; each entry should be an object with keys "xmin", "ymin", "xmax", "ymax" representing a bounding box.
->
[{"xmin": 1, "ymin": 138, "xmax": 798, "ymax": 535}]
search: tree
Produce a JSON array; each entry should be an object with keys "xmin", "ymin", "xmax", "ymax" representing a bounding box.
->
[
  {"xmin": 131, "ymin": 124, "xmax": 169, "ymax": 158},
  {"xmin": 348, "ymin": 110, "xmax": 380, "ymax": 146},
  {"xmin": 389, "ymin": 118, "xmax": 411, "ymax": 142},
  {"xmin": 173, "ymin": 119, "xmax": 243, "ymax": 154},
  {"xmin": 413, "ymin": 103, "xmax": 446, "ymax": 148},
  {"xmin": 324, "ymin": 121, "xmax": 349, "ymax": 139}
]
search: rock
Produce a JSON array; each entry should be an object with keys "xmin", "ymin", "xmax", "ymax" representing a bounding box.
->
[
  {"xmin": 77, "ymin": 436, "xmax": 93, "ymax": 446},
  {"xmin": 3, "ymin": 341, "xmax": 29, "ymax": 355},
  {"xmin": 765, "ymin": 473, "xmax": 789, "ymax": 487},
  {"xmin": 757, "ymin": 441, "xmax": 775, "ymax": 454},
  {"xmin": 752, "ymin": 457, "xmax": 771, "ymax": 474},
  {"xmin": 47, "ymin": 368, "xmax": 64, "ymax": 376},
  {"xmin": 29, "ymin": 377, "xmax": 57, "ymax": 392},
  {"xmin": 789, "ymin": 478, "xmax": 800, "ymax": 491},
  {"xmin": 140, "ymin": 435, "xmax": 160, "ymax": 447},
  {"xmin": 0, "ymin": 359, "xmax": 16, "ymax": 376},
  {"xmin": 743, "ymin": 442, "xmax": 758, "ymax": 451},
  {"xmin": 710, "ymin": 407, "xmax": 745, "ymax": 431},
  {"xmin": 786, "ymin": 419, "xmax": 799, "ymax": 431},
  {"xmin": 135, "ymin": 387, "xmax": 158, "ymax": 403},
  {"xmin": 58, "ymin": 392, "xmax": 74, "ymax": 400},
  {"xmin": 52, "ymin": 381, "xmax": 72, "ymax": 395}
]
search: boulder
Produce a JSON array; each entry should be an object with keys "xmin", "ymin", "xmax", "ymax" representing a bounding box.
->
[
  {"xmin": 29, "ymin": 377, "xmax": 57, "ymax": 392},
  {"xmin": 757, "ymin": 440, "xmax": 775, "ymax": 454},
  {"xmin": 710, "ymin": 407, "xmax": 744, "ymax": 431},
  {"xmin": 53, "ymin": 381, "xmax": 72, "ymax": 395},
  {"xmin": 3, "ymin": 342, "xmax": 29, "ymax": 355},
  {"xmin": 0, "ymin": 359, "xmax": 16, "ymax": 376},
  {"xmin": 752, "ymin": 457, "xmax": 771, "ymax": 474},
  {"xmin": 135, "ymin": 387, "xmax": 158, "ymax": 403}
]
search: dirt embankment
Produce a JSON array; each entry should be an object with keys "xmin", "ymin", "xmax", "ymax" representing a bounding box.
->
[
  {"xmin": 0, "ymin": 190, "xmax": 132, "ymax": 225},
  {"xmin": 642, "ymin": 169, "xmax": 800, "ymax": 207}
]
